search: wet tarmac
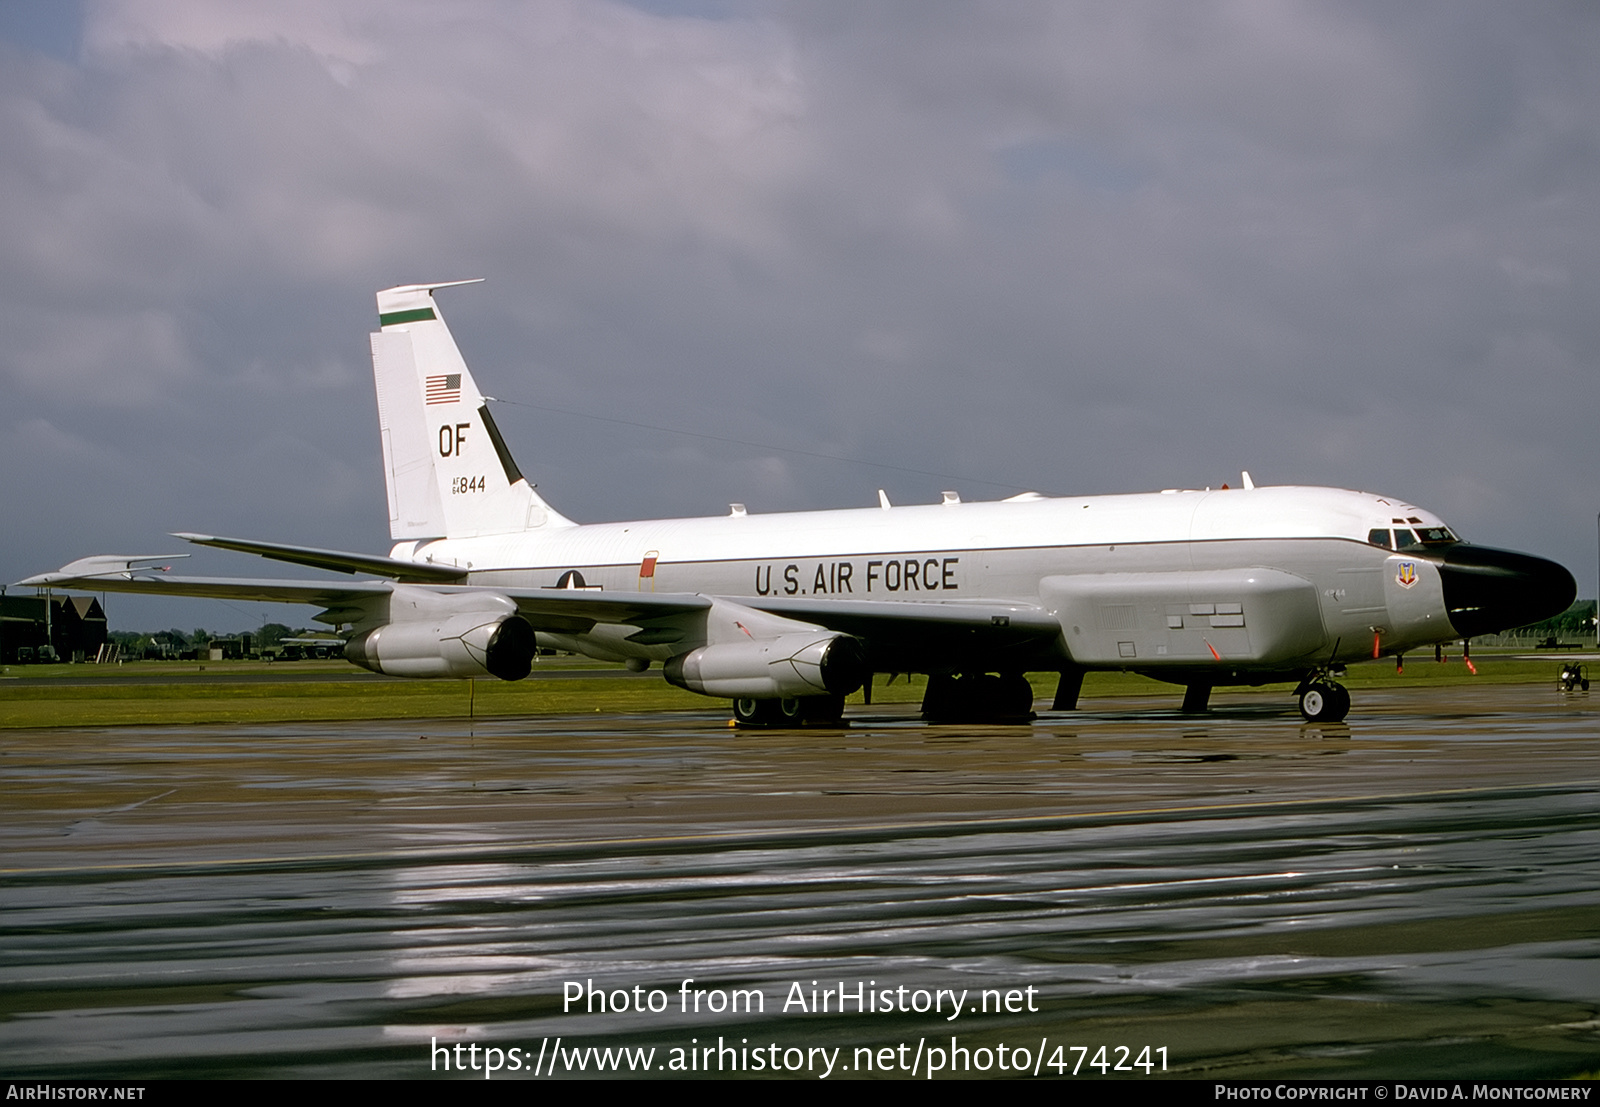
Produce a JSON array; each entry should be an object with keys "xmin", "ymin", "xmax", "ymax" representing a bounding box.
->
[{"xmin": 2, "ymin": 685, "xmax": 1597, "ymax": 1079}]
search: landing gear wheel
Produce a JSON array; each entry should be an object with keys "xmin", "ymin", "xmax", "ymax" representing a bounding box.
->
[
  {"xmin": 993, "ymin": 673, "xmax": 1035, "ymax": 719},
  {"xmin": 1299, "ymin": 681, "xmax": 1350, "ymax": 722},
  {"xmin": 797, "ymin": 693, "xmax": 846, "ymax": 726},
  {"xmin": 731, "ymin": 697, "xmax": 805, "ymax": 728},
  {"xmin": 921, "ymin": 672, "xmax": 1037, "ymax": 724}
]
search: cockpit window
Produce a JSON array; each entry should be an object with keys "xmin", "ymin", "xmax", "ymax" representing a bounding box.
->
[{"xmin": 1369, "ymin": 526, "xmax": 1458, "ymax": 550}]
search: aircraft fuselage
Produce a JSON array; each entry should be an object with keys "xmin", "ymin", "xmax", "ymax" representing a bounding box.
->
[{"xmin": 389, "ymin": 484, "xmax": 1569, "ymax": 684}]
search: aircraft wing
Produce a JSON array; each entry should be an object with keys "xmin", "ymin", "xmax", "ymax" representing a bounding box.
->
[
  {"xmin": 172, "ymin": 533, "xmax": 469, "ymax": 583},
  {"xmin": 15, "ymin": 566, "xmax": 397, "ymax": 607},
  {"xmin": 20, "ymin": 555, "xmax": 1059, "ymax": 665},
  {"xmin": 16, "ymin": 557, "xmax": 714, "ymax": 635}
]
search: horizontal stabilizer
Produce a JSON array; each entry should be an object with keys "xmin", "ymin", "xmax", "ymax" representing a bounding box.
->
[{"xmin": 17, "ymin": 553, "xmax": 188, "ymax": 586}]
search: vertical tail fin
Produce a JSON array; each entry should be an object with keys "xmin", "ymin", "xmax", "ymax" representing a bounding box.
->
[{"xmin": 370, "ymin": 281, "xmax": 572, "ymax": 540}]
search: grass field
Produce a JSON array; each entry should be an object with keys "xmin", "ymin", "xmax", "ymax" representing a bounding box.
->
[{"xmin": 0, "ymin": 650, "xmax": 1589, "ymax": 729}]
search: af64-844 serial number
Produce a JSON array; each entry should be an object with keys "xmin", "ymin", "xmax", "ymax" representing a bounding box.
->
[{"xmin": 451, "ymin": 475, "xmax": 486, "ymax": 495}]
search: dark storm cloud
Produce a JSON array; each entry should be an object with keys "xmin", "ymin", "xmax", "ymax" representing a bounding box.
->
[{"xmin": 3, "ymin": 0, "xmax": 1596, "ymax": 629}]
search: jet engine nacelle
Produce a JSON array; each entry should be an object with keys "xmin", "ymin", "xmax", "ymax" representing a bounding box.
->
[
  {"xmin": 344, "ymin": 590, "xmax": 537, "ymax": 680},
  {"xmin": 664, "ymin": 632, "xmax": 867, "ymax": 699}
]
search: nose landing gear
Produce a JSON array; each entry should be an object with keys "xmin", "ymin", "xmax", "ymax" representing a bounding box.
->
[{"xmin": 1296, "ymin": 676, "xmax": 1351, "ymax": 722}]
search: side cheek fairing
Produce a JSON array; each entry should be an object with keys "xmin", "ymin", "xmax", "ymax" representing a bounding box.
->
[
  {"xmin": 1433, "ymin": 546, "xmax": 1576, "ymax": 639},
  {"xmin": 1381, "ymin": 555, "xmax": 1452, "ymax": 651}
]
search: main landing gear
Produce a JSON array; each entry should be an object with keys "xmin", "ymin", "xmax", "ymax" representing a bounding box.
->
[
  {"xmin": 921, "ymin": 672, "xmax": 1036, "ymax": 724},
  {"xmin": 1294, "ymin": 676, "xmax": 1351, "ymax": 722},
  {"xmin": 731, "ymin": 693, "xmax": 846, "ymax": 728}
]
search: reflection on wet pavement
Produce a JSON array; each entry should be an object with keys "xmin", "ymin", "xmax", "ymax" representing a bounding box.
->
[{"xmin": 2, "ymin": 686, "xmax": 1597, "ymax": 1078}]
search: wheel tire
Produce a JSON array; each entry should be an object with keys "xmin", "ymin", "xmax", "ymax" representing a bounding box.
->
[
  {"xmin": 797, "ymin": 693, "xmax": 846, "ymax": 725},
  {"xmin": 732, "ymin": 698, "xmax": 772, "ymax": 728},
  {"xmin": 999, "ymin": 673, "xmax": 1036, "ymax": 719},
  {"xmin": 1299, "ymin": 686, "xmax": 1326, "ymax": 720},
  {"xmin": 774, "ymin": 698, "xmax": 803, "ymax": 725},
  {"xmin": 921, "ymin": 673, "xmax": 958, "ymax": 721},
  {"xmin": 1300, "ymin": 682, "xmax": 1351, "ymax": 723}
]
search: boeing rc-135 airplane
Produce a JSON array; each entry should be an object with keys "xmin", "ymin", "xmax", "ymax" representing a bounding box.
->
[{"xmin": 23, "ymin": 281, "xmax": 1576, "ymax": 724}]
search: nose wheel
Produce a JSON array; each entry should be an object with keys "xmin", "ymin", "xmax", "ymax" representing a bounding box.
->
[{"xmin": 1297, "ymin": 680, "xmax": 1350, "ymax": 722}]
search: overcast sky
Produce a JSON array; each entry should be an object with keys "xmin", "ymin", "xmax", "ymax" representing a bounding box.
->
[{"xmin": 3, "ymin": 0, "xmax": 1597, "ymax": 632}]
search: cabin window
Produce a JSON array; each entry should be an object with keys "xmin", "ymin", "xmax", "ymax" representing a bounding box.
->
[{"xmin": 1368, "ymin": 529, "xmax": 1392, "ymax": 549}]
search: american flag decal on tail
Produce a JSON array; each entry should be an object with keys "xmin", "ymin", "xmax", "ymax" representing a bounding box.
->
[{"xmin": 425, "ymin": 374, "xmax": 462, "ymax": 405}]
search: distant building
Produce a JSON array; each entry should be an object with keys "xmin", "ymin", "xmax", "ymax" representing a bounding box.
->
[
  {"xmin": 145, "ymin": 631, "xmax": 187, "ymax": 660},
  {"xmin": 277, "ymin": 636, "xmax": 345, "ymax": 660},
  {"xmin": 0, "ymin": 594, "xmax": 108, "ymax": 663},
  {"xmin": 206, "ymin": 634, "xmax": 255, "ymax": 660}
]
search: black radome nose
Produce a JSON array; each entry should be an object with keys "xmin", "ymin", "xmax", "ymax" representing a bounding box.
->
[{"xmin": 1434, "ymin": 545, "xmax": 1577, "ymax": 639}]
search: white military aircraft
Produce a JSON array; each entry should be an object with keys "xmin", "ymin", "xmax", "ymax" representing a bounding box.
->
[{"xmin": 22, "ymin": 281, "xmax": 1576, "ymax": 724}]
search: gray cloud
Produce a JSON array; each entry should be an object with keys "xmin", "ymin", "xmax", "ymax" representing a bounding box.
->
[{"xmin": 4, "ymin": 0, "xmax": 1597, "ymax": 629}]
